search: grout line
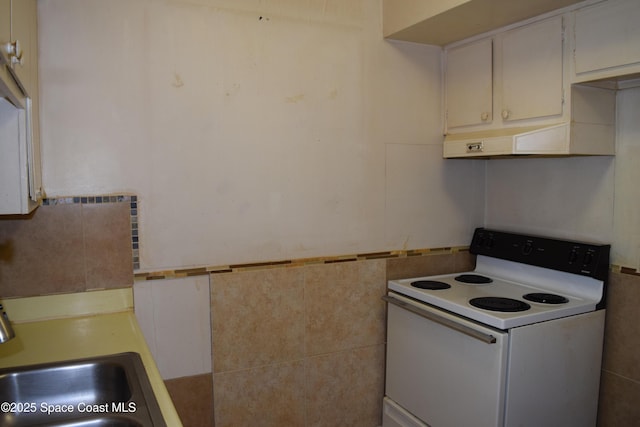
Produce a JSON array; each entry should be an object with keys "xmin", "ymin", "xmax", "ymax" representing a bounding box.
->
[
  {"xmin": 601, "ymin": 368, "xmax": 640, "ymax": 386},
  {"xmin": 210, "ymin": 343, "xmax": 385, "ymax": 377}
]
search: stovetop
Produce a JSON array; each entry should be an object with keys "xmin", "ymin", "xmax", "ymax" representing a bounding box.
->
[{"xmin": 388, "ymin": 256, "xmax": 605, "ymax": 330}]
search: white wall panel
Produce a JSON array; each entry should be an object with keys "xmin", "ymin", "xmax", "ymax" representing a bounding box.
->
[
  {"xmin": 485, "ymin": 155, "xmax": 614, "ymax": 244},
  {"xmin": 134, "ymin": 276, "xmax": 212, "ymax": 379},
  {"xmin": 38, "ymin": 0, "xmax": 484, "ymax": 270}
]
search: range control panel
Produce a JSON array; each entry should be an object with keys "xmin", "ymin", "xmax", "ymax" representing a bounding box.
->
[{"xmin": 470, "ymin": 228, "xmax": 610, "ymax": 281}]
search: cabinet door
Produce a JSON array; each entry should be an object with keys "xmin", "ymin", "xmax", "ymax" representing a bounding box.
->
[
  {"xmin": 0, "ymin": 0, "xmax": 24, "ymax": 107},
  {"xmin": 0, "ymin": 0, "xmax": 41, "ymax": 214},
  {"xmin": 0, "ymin": 0, "xmax": 9, "ymax": 49},
  {"xmin": 445, "ymin": 38, "xmax": 493, "ymax": 130},
  {"xmin": 501, "ymin": 16, "xmax": 563, "ymax": 122},
  {"xmin": 10, "ymin": 0, "xmax": 37, "ymax": 96},
  {"xmin": 574, "ymin": 0, "xmax": 640, "ymax": 79}
]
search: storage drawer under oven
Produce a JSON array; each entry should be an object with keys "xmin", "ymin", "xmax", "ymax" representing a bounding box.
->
[{"xmin": 383, "ymin": 292, "xmax": 509, "ymax": 427}]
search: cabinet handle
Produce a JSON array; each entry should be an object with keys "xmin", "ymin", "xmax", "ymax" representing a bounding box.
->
[
  {"xmin": 480, "ymin": 112, "xmax": 489, "ymax": 121},
  {"xmin": 6, "ymin": 40, "xmax": 24, "ymax": 67},
  {"xmin": 501, "ymin": 109, "xmax": 510, "ymax": 120},
  {"xmin": 383, "ymin": 295, "xmax": 497, "ymax": 344}
]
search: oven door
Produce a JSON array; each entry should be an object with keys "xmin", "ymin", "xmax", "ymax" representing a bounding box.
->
[{"xmin": 383, "ymin": 292, "xmax": 509, "ymax": 427}]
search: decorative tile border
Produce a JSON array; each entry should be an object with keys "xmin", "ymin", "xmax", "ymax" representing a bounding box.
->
[
  {"xmin": 134, "ymin": 246, "xmax": 470, "ymax": 281},
  {"xmin": 134, "ymin": 250, "xmax": 637, "ymax": 283},
  {"xmin": 613, "ymin": 264, "xmax": 640, "ymax": 277},
  {"xmin": 43, "ymin": 194, "xmax": 139, "ymax": 270}
]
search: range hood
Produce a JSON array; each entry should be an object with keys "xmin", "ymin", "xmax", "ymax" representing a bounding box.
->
[
  {"xmin": 443, "ymin": 85, "xmax": 617, "ymax": 159},
  {"xmin": 443, "ymin": 122, "xmax": 614, "ymax": 158}
]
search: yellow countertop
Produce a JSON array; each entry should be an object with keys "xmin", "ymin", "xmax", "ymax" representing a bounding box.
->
[{"xmin": 0, "ymin": 289, "xmax": 182, "ymax": 427}]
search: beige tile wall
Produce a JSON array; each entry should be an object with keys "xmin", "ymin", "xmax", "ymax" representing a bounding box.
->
[
  {"xmin": 386, "ymin": 250, "xmax": 475, "ymax": 280},
  {"xmin": 211, "ymin": 260, "xmax": 386, "ymax": 427},
  {"xmin": 0, "ymin": 201, "xmax": 133, "ymax": 297},
  {"xmin": 212, "ymin": 267, "xmax": 306, "ymax": 373},
  {"xmin": 209, "ymin": 252, "xmax": 474, "ymax": 427},
  {"xmin": 165, "ymin": 373, "xmax": 214, "ymax": 427},
  {"xmin": 597, "ymin": 271, "xmax": 640, "ymax": 426}
]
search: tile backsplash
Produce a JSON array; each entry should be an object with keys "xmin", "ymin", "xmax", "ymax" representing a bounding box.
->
[
  {"xmin": 0, "ymin": 196, "xmax": 135, "ymax": 297},
  {"xmin": 597, "ymin": 270, "xmax": 640, "ymax": 426},
  {"xmin": 210, "ymin": 259, "xmax": 387, "ymax": 427},
  {"xmin": 208, "ymin": 251, "xmax": 474, "ymax": 426}
]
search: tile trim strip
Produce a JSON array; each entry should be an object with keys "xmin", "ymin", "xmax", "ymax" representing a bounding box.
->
[
  {"xmin": 134, "ymin": 253, "xmax": 635, "ymax": 283},
  {"xmin": 616, "ymin": 265, "xmax": 640, "ymax": 277},
  {"xmin": 133, "ymin": 246, "xmax": 471, "ymax": 281},
  {"xmin": 43, "ymin": 194, "xmax": 139, "ymax": 270}
]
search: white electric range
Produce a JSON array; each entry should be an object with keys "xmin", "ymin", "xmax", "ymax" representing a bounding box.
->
[
  {"xmin": 388, "ymin": 254, "xmax": 604, "ymax": 330},
  {"xmin": 383, "ymin": 228, "xmax": 610, "ymax": 427}
]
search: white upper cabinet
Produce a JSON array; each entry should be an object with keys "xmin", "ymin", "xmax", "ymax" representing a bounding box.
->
[
  {"xmin": 1, "ymin": 0, "xmax": 38, "ymax": 104},
  {"xmin": 8, "ymin": 0, "xmax": 38, "ymax": 97},
  {"xmin": 500, "ymin": 16, "xmax": 564, "ymax": 123},
  {"xmin": 572, "ymin": 0, "xmax": 640, "ymax": 83},
  {"xmin": 445, "ymin": 15, "xmax": 565, "ymax": 134},
  {"xmin": 445, "ymin": 38, "xmax": 493, "ymax": 129},
  {"xmin": 0, "ymin": 0, "xmax": 42, "ymax": 215},
  {"xmin": 0, "ymin": 0, "xmax": 23, "ymax": 107}
]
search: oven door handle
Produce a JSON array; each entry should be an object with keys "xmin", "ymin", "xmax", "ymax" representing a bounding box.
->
[{"xmin": 382, "ymin": 295, "xmax": 498, "ymax": 344}]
